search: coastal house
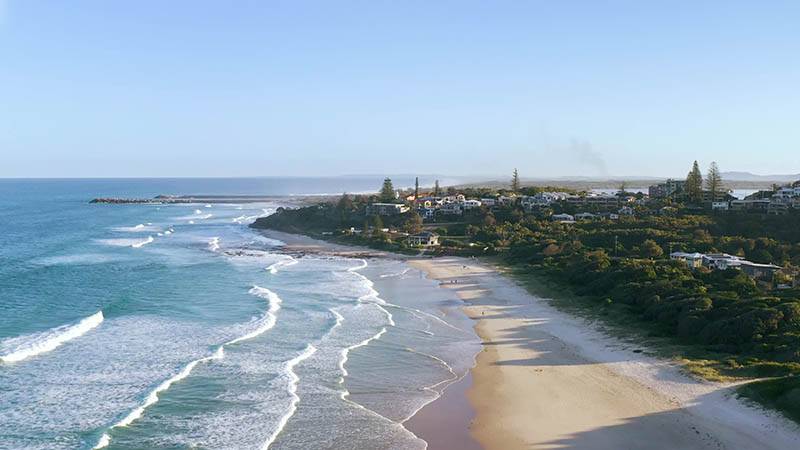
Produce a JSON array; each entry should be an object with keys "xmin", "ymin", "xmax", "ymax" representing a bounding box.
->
[
  {"xmin": 740, "ymin": 261, "xmax": 782, "ymax": 279},
  {"xmin": 497, "ymin": 195, "xmax": 517, "ymax": 205},
  {"xmin": 575, "ymin": 212, "xmax": 600, "ymax": 221},
  {"xmin": 367, "ymin": 203, "xmax": 409, "ymax": 216},
  {"xmin": 442, "ymin": 194, "xmax": 465, "ymax": 204},
  {"xmin": 730, "ymin": 199, "xmax": 770, "ymax": 212},
  {"xmin": 702, "ymin": 253, "xmax": 744, "ymax": 270},
  {"xmin": 419, "ymin": 207, "xmax": 436, "ymax": 219},
  {"xmin": 460, "ymin": 199, "xmax": 482, "ymax": 210},
  {"xmin": 619, "ymin": 206, "xmax": 635, "ymax": 216},
  {"xmin": 767, "ymin": 202, "xmax": 790, "ymax": 216},
  {"xmin": 481, "ymin": 198, "xmax": 497, "ymax": 206},
  {"xmin": 670, "ymin": 252, "xmax": 705, "ymax": 269},
  {"xmin": 712, "ymin": 201, "xmax": 729, "ymax": 211},
  {"xmin": 408, "ymin": 232, "xmax": 439, "ymax": 246},
  {"xmin": 439, "ymin": 203, "xmax": 462, "ymax": 215},
  {"xmin": 551, "ymin": 213, "xmax": 575, "ymax": 223},
  {"xmin": 649, "ymin": 179, "xmax": 686, "ymax": 199}
]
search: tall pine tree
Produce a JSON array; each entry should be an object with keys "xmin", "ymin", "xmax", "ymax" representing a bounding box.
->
[
  {"xmin": 685, "ymin": 161, "xmax": 703, "ymax": 203},
  {"xmin": 379, "ymin": 178, "xmax": 395, "ymax": 202},
  {"xmin": 434, "ymin": 180, "xmax": 440, "ymax": 197},
  {"xmin": 706, "ymin": 162, "xmax": 723, "ymax": 201},
  {"xmin": 511, "ymin": 168, "xmax": 520, "ymax": 194},
  {"xmin": 414, "ymin": 177, "xmax": 419, "ymax": 203}
]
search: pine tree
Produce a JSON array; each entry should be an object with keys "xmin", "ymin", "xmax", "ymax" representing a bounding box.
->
[
  {"xmin": 414, "ymin": 177, "xmax": 419, "ymax": 203},
  {"xmin": 685, "ymin": 161, "xmax": 703, "ymax": 203},
  {"xmin": 434, "ymin": 180, "xmax": 440, "ymax": 197},
  {"xmin": 706, "ymin": 162, "xmax": 723, "ymax": 202},
  {"xmin": 511, "ymin": 168, "xmax": 520, "ymax": 194},
  {"xmin": 379, "ymin": 178, "xmax": 395, "ymax": 202}
]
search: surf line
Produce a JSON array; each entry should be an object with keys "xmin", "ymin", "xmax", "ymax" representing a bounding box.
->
[
  {"xmin": 260, "ymin": 344, "xmax": 317, "ymax": 450},
  {"xmin": 0, "ymin": 311, "xmax": 104, "ymax": 363},
  {"xmin": 94, "ymin": 286, "xmax": 282, "ymax": 449}
]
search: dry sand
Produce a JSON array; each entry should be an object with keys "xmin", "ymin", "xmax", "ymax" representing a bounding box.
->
[{"xmin": 410, "ymin": 256, "xmax": 800, "ymax": 450}]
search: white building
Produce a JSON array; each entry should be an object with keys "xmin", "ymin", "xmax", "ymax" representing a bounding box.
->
[
  {"xmin": 460, "ymin": 199, "xmax": 482, "ymax": 210},
  {"xmin": 408, "ymin": 232, "xmax": 439, "ymax": 246},
  {"xmin": 712, "ymin": 201, "xmax": 729, "ymax": 211},
  {"xmin": 551, "ymin": 213, "xmax": 575, "ymax": 222},
  {"xmin": 481, "ymin": 198, "xmax": 497, "ymax": 206},
  {"xmin": 670, "ymin": 252, "xmax": 705, "ymax": 269}
]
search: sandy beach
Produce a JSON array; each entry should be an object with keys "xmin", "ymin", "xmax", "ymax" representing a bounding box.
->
[{"xmin": 410, "ymin": 256, "xmax": 800, "ymax": 450}]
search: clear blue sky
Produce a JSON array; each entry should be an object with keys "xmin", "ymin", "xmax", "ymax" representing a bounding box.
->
[{"xmin": 1, "ymin": 1, "xmax": 799, "ymax": 178}]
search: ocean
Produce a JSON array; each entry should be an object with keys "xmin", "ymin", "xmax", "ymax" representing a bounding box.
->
[{"xmin": 0, "ymin": 178, "xmax": 480, "ymax": 450}]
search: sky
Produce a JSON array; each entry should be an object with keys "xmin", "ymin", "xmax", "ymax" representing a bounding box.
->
[{"xmin": 1, "ymin": 1, "xmax": 799, "ymax": 178}]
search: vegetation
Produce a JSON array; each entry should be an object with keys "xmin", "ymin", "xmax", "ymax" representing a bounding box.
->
[
  {"xmin": 706, "ymin": 161, "xmax": 723, "ymax": 201},
  {"xmin": 686, "ymin": 160, "xmax": 703, "ymax": 203},
  {"xmin": 737, "ymin": 376, "xmax": 800, "ymax": 424},
  {"xmin": 511, "ymin": 168, "xmax": 520, "ymax": 194},
  {"xmin": 379, "ymin": 178, "xmax": 395, "ymax": 202}
]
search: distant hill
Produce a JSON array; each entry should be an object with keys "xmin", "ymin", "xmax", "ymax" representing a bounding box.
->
[{"xmin": 720, "ymin": 172, "xmax": 800, "ymax": 182}]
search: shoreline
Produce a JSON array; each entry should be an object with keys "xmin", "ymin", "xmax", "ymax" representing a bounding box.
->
[
  {"xmin": 409, "ymin": 256, "xmax": 800, "ymax": 449},
  {"xmin": 256, "ymin": 229, "xmax": 484, "ymax": 449}
]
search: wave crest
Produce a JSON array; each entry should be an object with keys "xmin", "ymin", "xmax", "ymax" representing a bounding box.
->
[{"xmin": 0, "ymin": 311, "xmax": 104, "ymax": 363}]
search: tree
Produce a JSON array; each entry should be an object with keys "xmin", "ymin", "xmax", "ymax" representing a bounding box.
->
[
  {"xmin": 706, "ymin": 162, "xmax": 723, "ymax": 202},
  {"xmin": 414, "ymin": 177, "xmax": 419, "ymax": 203},
  {"xmin": 686, "ymin": 161, "xmax": 703, "ymax": 203},
  {"xmin": 618, "ymin": 181, "xmax": 628, "ymax": 197},
  {"xmin": 404, "ymin": 212, "xmax": 423, "ymax": 234},
  {"xmin": 434, "ymin": 180, "xmax": 440, "ymax": 197},
  {"xmin": 511, "ymin": 168, "xmax": 520, "ymax": 194},
  {"xmin": 640, "ymin": 239, "xmax": 664, "ymax": 259},
  {"xmin": 379, "ymin": 178, "xmax": 395, "ymax": 202}
]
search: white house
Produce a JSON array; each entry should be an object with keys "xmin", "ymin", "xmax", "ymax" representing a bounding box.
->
[
  {"xmin": 408, "ymin": 232, "xmax": 439, "ymax": 246},
  {"xmin": 367, "ymin": 203, "xmax": 409, "ymax": 215},
  {"xmin": 712, "ymin": 201, "xmax": 729, "ymax": 211},
  {"xmin": 670, "ymin": 252, "xmax": 705, "ymax": 269},
  {"xmin": 497, "ymin": 195, "xmax": 517, "ymax": 205},
  {"xmin": 619, "ymin": 206, "xmax": 635, "ymax": 215},
  {"xmin": 481, "ymin": 198, "xmax": 497, "ymax": 206},
  {"xmin": 575, "ymin": 212, "xmax": 600, "ymax": 220},
  {"xmin": 460, "ymin": 199, "xmax": 482, "ymax": 210},
  {"xmin": 551, "ymin": 213, "xmax": 575, "ymax": 222}
]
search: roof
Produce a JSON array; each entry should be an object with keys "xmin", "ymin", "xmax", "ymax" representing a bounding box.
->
[{"xmin": 412, "ymin": 232, "xmax": 437, "ymax": 238}]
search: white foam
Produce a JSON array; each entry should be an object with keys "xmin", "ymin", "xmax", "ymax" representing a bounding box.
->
[
  {"xmin": 208, "ymin": 237, "xmax": 220, "ymax": 252},
  {"xmin": 96, "ymin": 286, "xmax": 284, "ymax": 448},
  {"xmin": 227, "ymin": 286, "xmax": 282, "ymax": 345},
  {"xmin": 266, "ymin": 257, "xmax": 298, "ymax": 274},
  {"xmin": 379, "ymin": 268, "xmax": 412, "ymax": 278},
  {"xmin": 261, "ymin": 344, "xmax": 317, "ymax": 450},
  {"xmin": 195, "ymin": 209, "xmax": 202, "ymax": 214},
  {"xmin": 348, "ymin": 259, "xmax": 396, "ymax": 326},
  {"xmin": 205, "ymin": 204, "xmax": 212, "ymax": 208},
  {"xmin": 131, "ymin": 236, "xmax": 154, "ymax": 248},
  {"xmin": 95, "ymin": 345, "xmax": 226, "ymax": 448},
  {"xmin": 1, "ymin": 311, "xmax": 104, "ymax": 363}
]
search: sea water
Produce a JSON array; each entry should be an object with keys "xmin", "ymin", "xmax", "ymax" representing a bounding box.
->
[{"xmin": 0, "ymin": 178, "xmax": 480, "ymax": 450}]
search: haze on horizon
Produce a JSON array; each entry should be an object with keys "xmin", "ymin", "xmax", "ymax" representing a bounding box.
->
[{"xmin": 1, "ymin": 1, "xmax": 799, "ymax": 179}]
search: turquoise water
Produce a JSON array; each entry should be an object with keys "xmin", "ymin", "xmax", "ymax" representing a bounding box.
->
[{"xmin": 0, "ymin": 179, "xmax": 480, "ymax": 450}]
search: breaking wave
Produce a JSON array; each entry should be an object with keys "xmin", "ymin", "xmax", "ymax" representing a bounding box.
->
[{"xmin": 0, "ymin": 311, "xmax": 104, "ymax": 363}]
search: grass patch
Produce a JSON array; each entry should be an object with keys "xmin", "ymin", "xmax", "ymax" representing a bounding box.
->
[{"xmin": 737, "ymin": 376, "xmax": 800, "ymax": 424}]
